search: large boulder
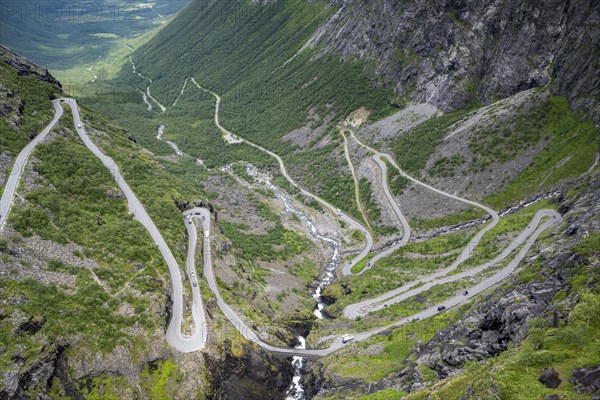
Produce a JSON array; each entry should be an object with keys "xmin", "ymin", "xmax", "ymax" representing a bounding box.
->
[
  {"xmin": 569, "ymin": 364, "xmax": 600, "ymax": 394},
  {"xmin": 539, "ymin": 368, "xmax": 562, "ymax": 389}
]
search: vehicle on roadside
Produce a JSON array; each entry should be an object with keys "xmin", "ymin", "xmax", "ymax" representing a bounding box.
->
[
  {"xmin": 341, "ymin": 334, "xmax": 354, "ymax": 343},
  {"xmin": 410, "ymin": 316, "xmax": 420, "ymax": 322},
  {"xmin": 437, "ymin": 305, "xmax": 446, "ymax": 312}
]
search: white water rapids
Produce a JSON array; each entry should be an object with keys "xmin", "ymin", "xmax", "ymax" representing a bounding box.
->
[
  {"xmin": 245, "ymin": 165, "xmax": 340, "ymax": 400},
  {"xmin": 156, "ymin": 124, "xmax": 185, "ymax": 156}
]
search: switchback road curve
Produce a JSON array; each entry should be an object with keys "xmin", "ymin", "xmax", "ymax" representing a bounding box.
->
[{"xmin": 0, "ymin": 97, "xmax": 561, "ymax": 357}]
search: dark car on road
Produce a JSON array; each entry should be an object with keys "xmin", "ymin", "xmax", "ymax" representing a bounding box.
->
[{"xmin": 437, "ymin": 305, "xmax": 446, "ymax": 312}]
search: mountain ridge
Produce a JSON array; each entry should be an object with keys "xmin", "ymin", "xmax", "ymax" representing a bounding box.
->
[{"xmin": 306, "ymin": 0, "xmax": 599, "ymax": 122}]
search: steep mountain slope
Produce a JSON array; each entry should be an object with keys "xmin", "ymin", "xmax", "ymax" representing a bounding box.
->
[
  {"xmin": 89, "ymin": 0, "xmax": 598, "ymax": 216},
  {"xmin": 2, "ymin": 1, "xmax": 599, "ymax": 399},
  {"xmin": 314, "ymin": 0, "xmax": 599, "ymax": 122},
  {"xmin": 84, "ymin": 1, "xmax": 600, "ymax": 398},
  {"xmin": 0, "ymin": 47, "xmax": 296, "ymax": 399},
  {"xmin": 0, "ymin": 45, "xmax": 61, "ymax": 159},
  {"xmin": 306, "ymin": 170, "xmax": 600, "ymax": 399}
]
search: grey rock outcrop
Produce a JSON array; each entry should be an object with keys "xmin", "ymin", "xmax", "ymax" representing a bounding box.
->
[
  {"xmin": 312, "ymin": 0, "xmax": 599, "ymax": 122},
  {"xmin": 0, "ymin": 45, "xmax": 61, "ymax": 89},
  {"xmin": 569, "ymin": 364, "xmax": 600, "ymax": 395},
  {"xmin": 539, "ymin": 367, "xmax": 562, "ymax": 389}
]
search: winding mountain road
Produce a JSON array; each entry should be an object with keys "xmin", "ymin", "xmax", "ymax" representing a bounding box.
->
[
  {"xmin": 341, "ymin": 131, "xmax": 373, "ymax": 233},
  {"xmin": 184, "ymin": 207, "xmax": 559, "ymax": 356},
  {"xmin": 190, "ymin": 78, "xmax": 374, "ymax": 273},
  {"xmin": 1, "ymin": 98, "xmax": 207, "ymax": 352},
  {"xmin": 0, "ymin": 95, "xmax": 562, "ymax": 358},
  {"xmin": 181, "ymin": 83, "xmax": 560, "ymax": 353},
  {"xmin": 0, "ymin": 101, "xmax": 63, "ymax": 232},
  {"xmin": 67, "ymin": 98, "xmax": 208, "ymax": 352}
]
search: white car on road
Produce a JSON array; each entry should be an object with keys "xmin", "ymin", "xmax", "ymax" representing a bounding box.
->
[{"xmin": 341, "ymin": 334, "xmax": 354, "ymax": 343}]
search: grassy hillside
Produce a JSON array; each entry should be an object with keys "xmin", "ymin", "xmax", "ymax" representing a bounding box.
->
[
  {"xmin": 0, "ymin": 47, "xmax": 61, "ymax": 157},
  {"xmin": 82, "ymin": 0, "xmax": 394, "ymax": 214},
  {"xmin": 0, "ymin": 109, "xmax": 180, "ymax": 397}
]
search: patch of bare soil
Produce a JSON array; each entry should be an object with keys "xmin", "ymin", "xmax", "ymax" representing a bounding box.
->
[
  {"xmin": 425, "ymin": 90, "xmax": 548, "ymax": 199},
  {"xmin": 361, "ymin": 103, "xmax": 440, "ymax": 146},
  {"xmin": 282, "ymin": 108, "xmax": 335, "ymax": 149},
  {"xmin": 396, "ymin": 181, "xmax": 470, "ymax": 224},
  {"xmin": 0, "ymin": 152, "xmax": 12, "ymax": 190},
  {"xmin": 343, "ymin": 107, "xmax": 371, "ymax": 128}
]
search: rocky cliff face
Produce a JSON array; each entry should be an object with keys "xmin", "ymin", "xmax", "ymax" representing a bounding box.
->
[
  {"xmin": 311, "ymin": 0, "xmax": 599, "ymax": 121},
  {"xmin": 205, "ymin": 339, "xmax": 293, "ymax": 399},
  {"xmin": 304, "ymin": 163, "xmax": 600, "ymax": 398},
  {"xmin": 0, "ymin": 45, "xmax": 61, "ymax": 89}
]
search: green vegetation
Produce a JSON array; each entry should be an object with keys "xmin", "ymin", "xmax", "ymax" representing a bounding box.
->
[
  {"xmin": 287, "ymin": 141, "xmax": 361, "ymax": 217},
  {"xmin": 0, "ymin": 277, "xmax": 154, "ymax": 357},
  {"xmin": 404, "ymin": 291, "xmax": 600, "ymax": 400},
  {"xmin": 84, "ymin": 0, "xmax": 394, "ymax": 215},
  {"xmin": 328, "ymin": 254, "xmax": 455, "ymax": 317},
  {"xmin": 288, "ymin": 258, "xmax": 319, "ymax": 282},
  {"xmin": 56, "ymin": 358, "xmax": 186, "ymax": 400},
  {"xmin": 485, "ymin": 95, "xmax": 598, "ymax": 208},
  {"xmin": 391, "ymin": 108, "xmax": 474, "ymax": 175},
  {"xmin": 399, "ymin": 231, "xmax": 471, "ymax": 256},
  {"xmin": 74, "ymin": 106, "xmax": 210, "ymax": 261},
  {"xmin": 398, "ymin": 226, "xmax": 600, "ymax": 400},
  {"xmin": 350, "ymin": 253, "xmax": 375, "ymax": 274},
  {"xmin": 384, "ymin": 158, "xmax": 409, "ymax": 195},
  {"xmin": 76, "ymin": 374, "xmax": 130, "ymax": 400},
  {"xmin": 322, "ymin": 312, "xmax": 457, "ymax": 383},
  {"xmin": 321, "ymin": 220, "xmax": 599, "ymax": 399},
  {"xmin": 140, "ymin": 359, "xmax": 183, "ymax": 399},
  {"xmin": 574, "ymin": 232, "xmax": 600, "ymax": 257},
  {"xmin": 220, "ymin": 221, "xmax": 309, "ymax": 262},
  {"xmin": 358, "ymin": 177, "xmax": 381, "ymax": 227},
  {"xmin": 0, "ymin": 116, "xmax": 173, "ymax": 366},
  {"xmin": 0, "ymin": 50, "xmax": 60, "ymax": 157},
  {"xmin": 357, "ymin": 389, "xmax": 409, "ymax": 399},
  {"xmin": 374, "ymin": 279, "xmax": 471, "ymax": 319},
  {"xmin": 457, "ymin": 199, "xmax": 556, "ymax": 271},
  {"xmin": 10, "ymin": 130, "xmax": 163, "ymax": 276},
  {"xmin": 428, "ymin": 154, "xmax": 465, "ymax": 177},
  {"xmin": 411, "ymin": 208, "xmax": 486, "ymax": 230}
]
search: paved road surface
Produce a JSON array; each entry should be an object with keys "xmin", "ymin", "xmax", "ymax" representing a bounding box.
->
[
  {"xmin": 186, "ymin": 205, "xmax": 559, "ymax": 356},
  {"xmin": 63, "ymin": 98, "xmax": 208, "ymax": 352},
  {"xmin": 2, "ymin": 98, "xmax": 208, "ymax": 352},
  {"xmin": 192, "ymin": 79, "xmax": 374, "ymax": 274},
  {"xmin": 1, "ymin": 100, "xmax": 63, "ymax": 231},
  {"xmin": 344, "ymin": 209, "xmax": 559, "ymax": 319},
  {"xmin": 0, "ymin": 96, "xmax": 562, "ymax": 357}
]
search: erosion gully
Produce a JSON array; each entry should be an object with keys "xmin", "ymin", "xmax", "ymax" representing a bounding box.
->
[{"xmin": 246, "ymin": 165, "xmax": 340, "ymax": 400}]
